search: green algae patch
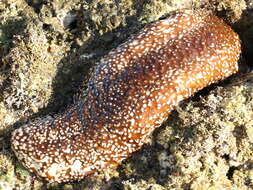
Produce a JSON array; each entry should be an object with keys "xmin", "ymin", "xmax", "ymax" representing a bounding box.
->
[
  {"xmin": 0, "ymin": 151, "xmax": 44, "ymax": 190},
  {"xmin": 0, "ymin": 153, "xmax": 15, "ymax": 188}
]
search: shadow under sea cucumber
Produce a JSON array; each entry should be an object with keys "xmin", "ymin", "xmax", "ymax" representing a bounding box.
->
[{"xmin": 11, "ymin": 8, "xmax": 241, "ymax": 182}]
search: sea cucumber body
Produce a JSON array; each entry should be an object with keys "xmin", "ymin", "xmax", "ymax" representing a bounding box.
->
[{"xmin": 11, "ymin": 9, "xmax": 241, "ymax": 182}]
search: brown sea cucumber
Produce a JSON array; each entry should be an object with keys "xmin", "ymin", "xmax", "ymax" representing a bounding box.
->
[{"xmin": 11, "ymin": 9, "xmax": 241, "ymax": 182}]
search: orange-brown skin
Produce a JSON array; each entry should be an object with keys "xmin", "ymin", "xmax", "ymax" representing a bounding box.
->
[{"xmin": 11, "ymin": 9, "xmax": 241, "ymax": 182}]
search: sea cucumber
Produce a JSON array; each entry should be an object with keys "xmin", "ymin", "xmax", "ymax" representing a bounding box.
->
[{"xmin": 11, "ymin": 8, "xmax": 241, "ymax": 182}]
